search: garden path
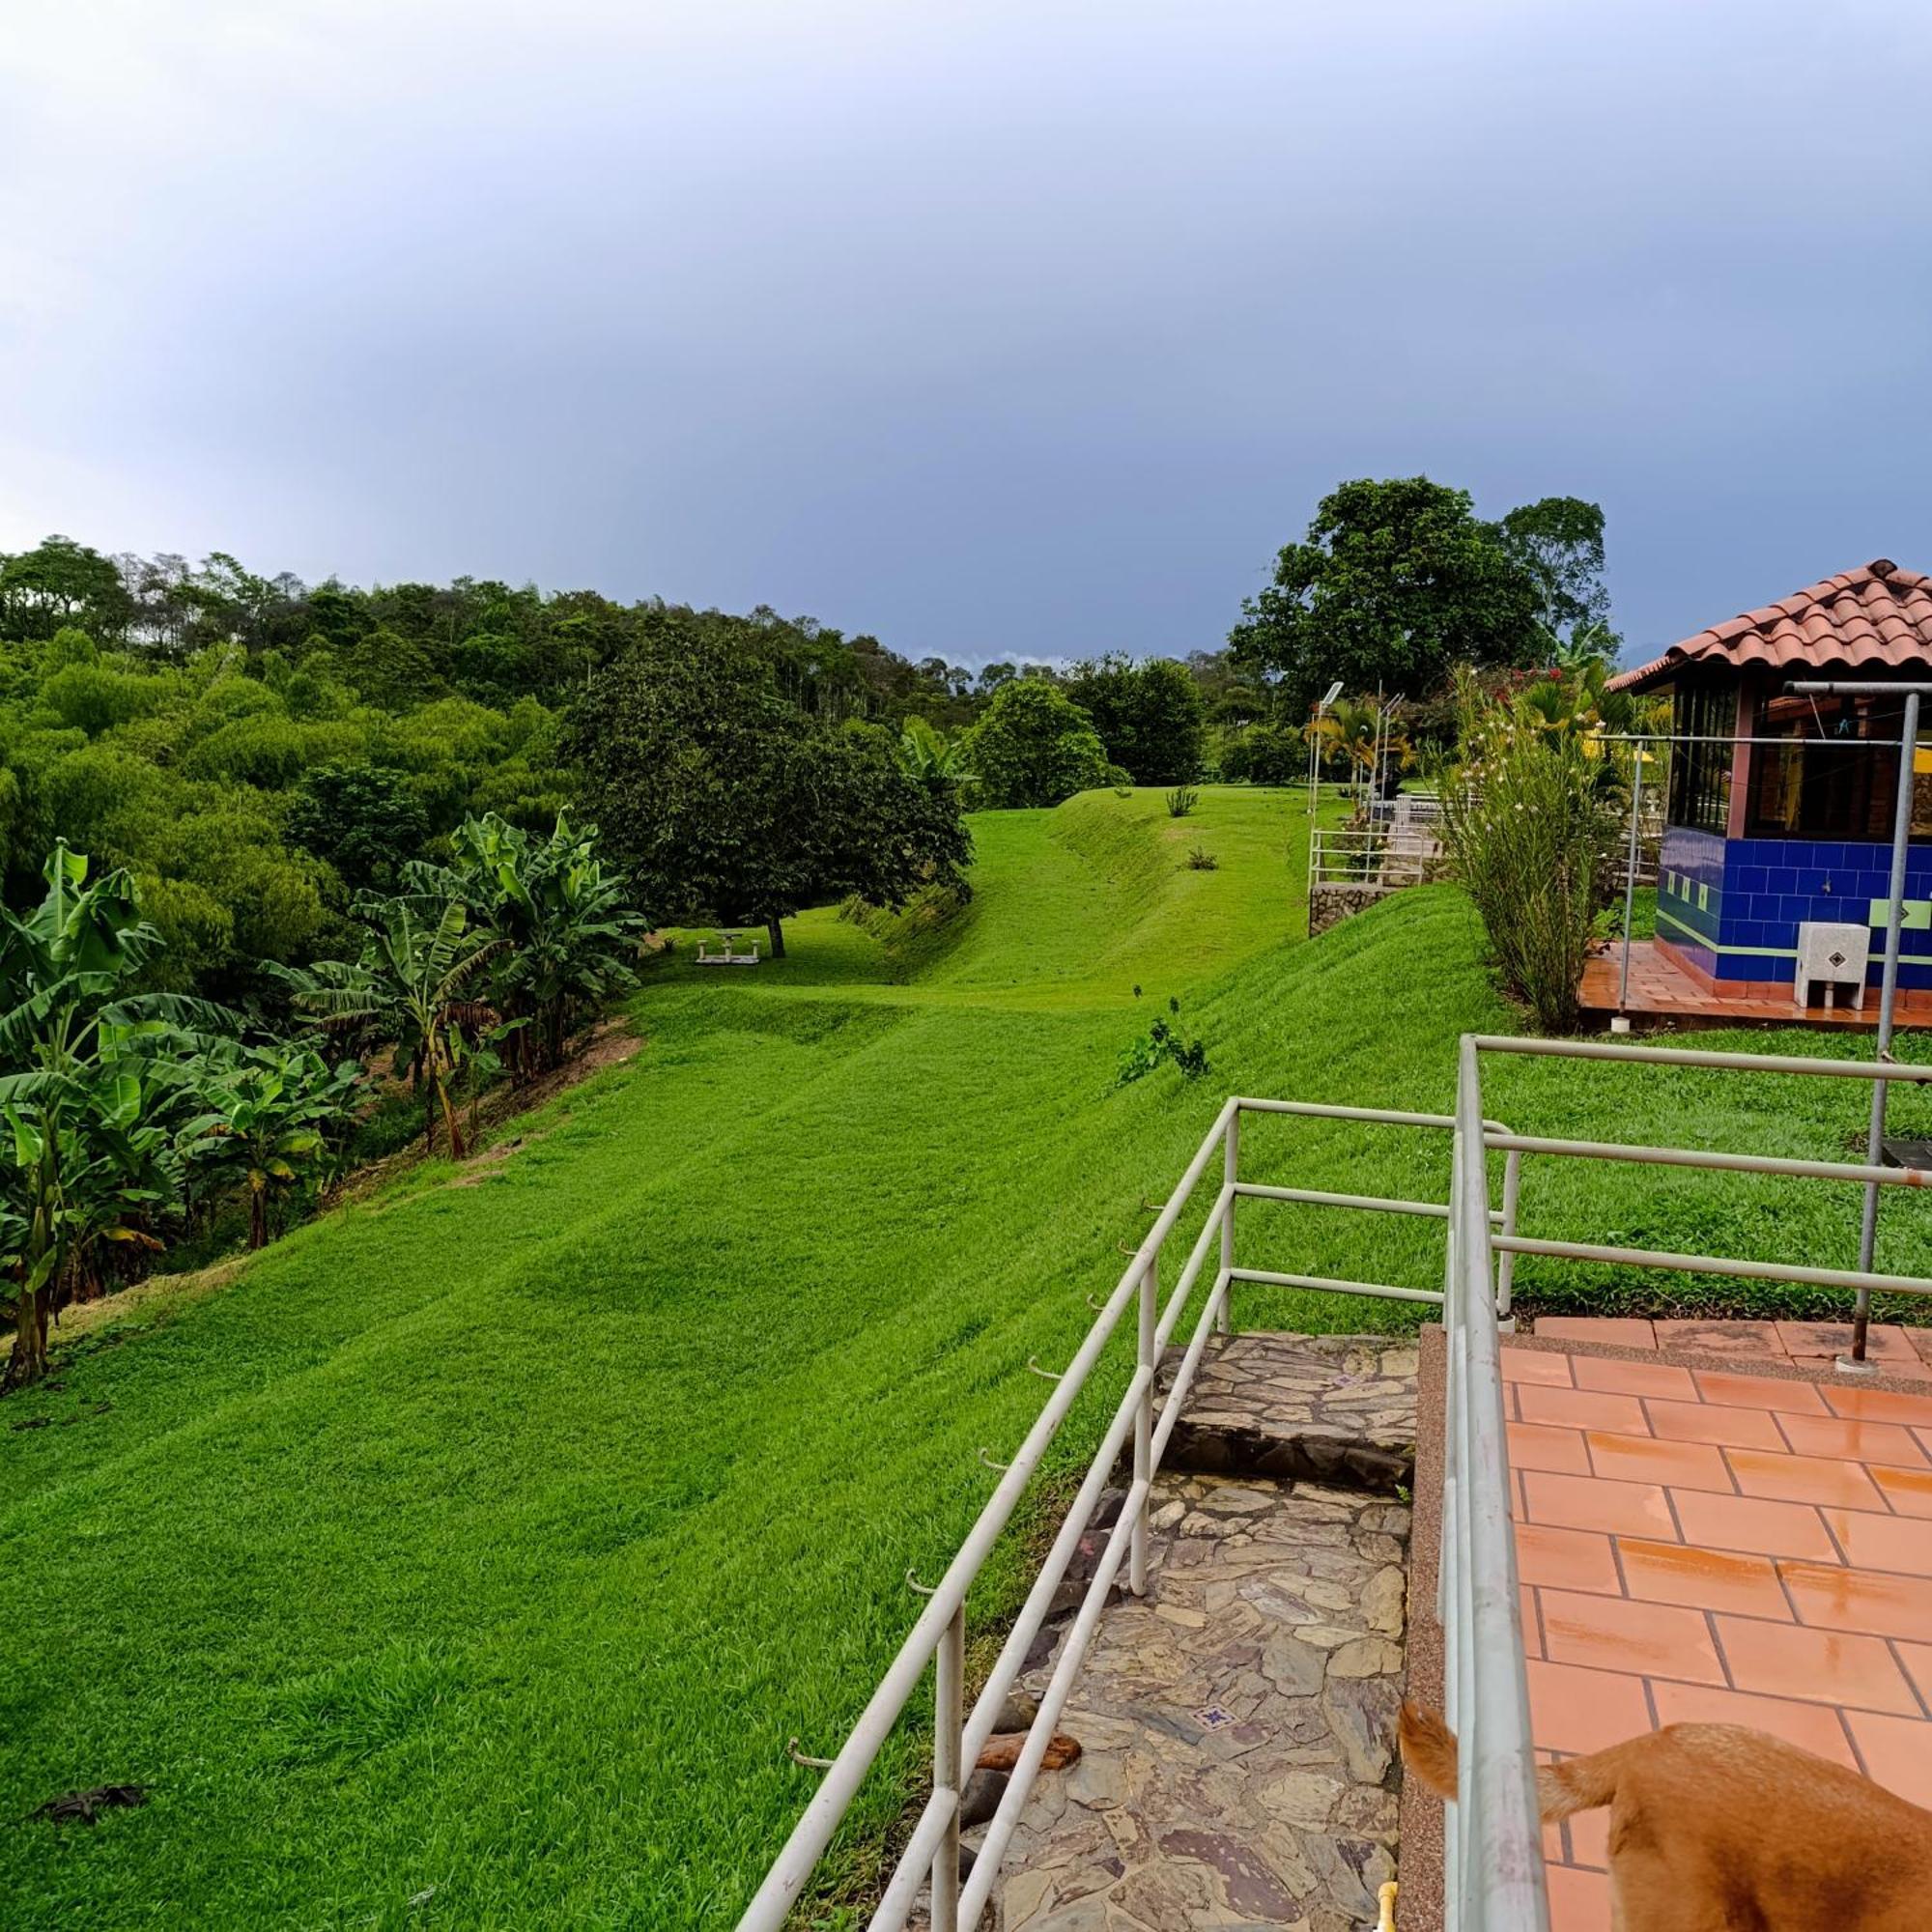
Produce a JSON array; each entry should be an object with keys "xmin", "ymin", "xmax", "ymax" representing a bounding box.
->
[{"xmin": 983, "ymin": 1336, "xmax": 1418, "ymax": 1932}]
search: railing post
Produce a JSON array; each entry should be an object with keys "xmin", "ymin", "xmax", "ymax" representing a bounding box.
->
[
  {"xmin": 1218, "ymin": 1109, "xmax": 1238, "ymax": 1334},
  {"xmin": 931, "ymin": 1602, "xmax": 964, "ymax": 1932},
  {"xmin": 1495, "ymin": 1147, "xmax": 1521, "ymax": 1330},
  {"xmin": 1130, "ymin": 1244, "xmax": 1157, "ymax": 1595}
]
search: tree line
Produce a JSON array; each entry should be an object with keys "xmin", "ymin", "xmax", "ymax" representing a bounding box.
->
[{"xmin": 0, "ymin": 476, "xmax": 1616, "ymax": 1383}]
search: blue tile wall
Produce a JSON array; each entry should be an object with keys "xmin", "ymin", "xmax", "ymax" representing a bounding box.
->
[{"xmin": 1676, "ymin": 834, "xmax": 1932, "ymax": 985}]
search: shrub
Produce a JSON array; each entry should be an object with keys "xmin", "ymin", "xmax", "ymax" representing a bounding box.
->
[
  {"xmin": 1165, "ymin": 784, "xmax": 1199, "ymax": 818},
  {"xmin": 1117, "ymin": 996, "xmax": 1209, "ymax": 1084},
  {"xmin": 1184, "ymin": 846, "xmax": 1218, "ymax": 870},
  {"xmin": 1439, "ymin": 693, "xmax": 1624, "ymax": 1033},
  {"xmin": 1220, "ymin": 724, "xmax": 1302, "ymax": 786}
]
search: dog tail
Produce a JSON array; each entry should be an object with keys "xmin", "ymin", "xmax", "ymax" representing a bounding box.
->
[
  {"xmin": 1400, "ymin": 1702, "xmax": 1626, "ymax": 1822},
  {"xmin": 1399, "ymin": 1701, "xmax": 1461, "ymax": 1798}
]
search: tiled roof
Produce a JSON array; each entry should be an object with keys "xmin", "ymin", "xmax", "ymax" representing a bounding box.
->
[{"xmin": 1607, "ymin": 559, "xmax": 1932, "ymax": 693}]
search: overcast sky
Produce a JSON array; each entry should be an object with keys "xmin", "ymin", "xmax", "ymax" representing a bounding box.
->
[{"xmin": 4, "ymin": 0, "xmax": 1929, "ymax": 667}]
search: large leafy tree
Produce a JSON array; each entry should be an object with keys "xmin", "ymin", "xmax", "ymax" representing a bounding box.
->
[
  {"xmin": 1065, "ymin": 656, "xmax": 1205, "ymax": 786},
  {"xmin": 958, "ymin": 678, "xmax": 1110, "ymax": 809},
  {"xmin": 1498, "ymin": 496, "xmax": 1615, "ymax": 649},
  {"xmin": 571, "ymin": 618, "xmax": 971, "ymax": 956},
  {"xmin": 1228, "ymin": 477, "xmax": 1551, "ymax": 718},
  {"xmin": 0, "ymin": 847, "xmax": 224, "ymax": 1387},
  {"xmin": 285, "ymin": 764, "xmax": 430, "ymax": 894}
]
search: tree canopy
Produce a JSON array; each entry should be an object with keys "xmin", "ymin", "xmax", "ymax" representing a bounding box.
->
[
  {"xmin": 569, "ymin": 615, "xmax": 971, "ymax": 954},
  {"xmin": 1228, "ymin": 477, "xmax": 1609, "ymax": 718},
  {"xmin": 958, "ymin": 678, "xmax": 1111, "ymax": 810},
  {"xmin": 1065, "ymin": 656, "xmax": 1205, "ymax": 786}
]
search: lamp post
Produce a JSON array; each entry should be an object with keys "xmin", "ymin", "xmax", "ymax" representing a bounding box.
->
[{"xmin": 1787, "ymin": 679, "xmax": 1926, "ymax": 1370}]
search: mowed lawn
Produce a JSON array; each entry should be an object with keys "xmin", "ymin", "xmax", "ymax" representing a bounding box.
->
[{"xmin": 4, "ymin": 785, "xmax": 1932, "ymax": 1928}]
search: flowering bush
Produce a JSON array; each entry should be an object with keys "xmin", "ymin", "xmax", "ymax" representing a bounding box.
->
[{"xmin": 1439, "ymin": 678, "xmax": 1626, "ymax": 1032}]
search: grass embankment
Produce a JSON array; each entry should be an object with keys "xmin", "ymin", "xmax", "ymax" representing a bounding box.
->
[{"xmin": 2, "ymin": 784, "xmax": 1928, "ymax": 1929}]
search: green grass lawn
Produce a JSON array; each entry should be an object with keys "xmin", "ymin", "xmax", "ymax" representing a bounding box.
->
[{"xmin": 3, "ymin": 784, "xmax": 1930, "ymax": 1928}]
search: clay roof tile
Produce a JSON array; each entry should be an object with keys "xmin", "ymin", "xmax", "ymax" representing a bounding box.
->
[{"xmin": 1607, "ymin": 559, "xmax": 1932, "ymax": 692}]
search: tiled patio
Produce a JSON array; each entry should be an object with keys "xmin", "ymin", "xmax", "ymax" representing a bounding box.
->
[
  {"xmin": 1501, "ymin": 1334, "xmax": 1932, "ymax": 1931},
  {"xmin": 1579, "ymin": 940, "xmax": 1932, "ymax": 1029},
  {"xmin": 1532, "ymin": 1313, "xmax": 1932, "ymax": 1378}
]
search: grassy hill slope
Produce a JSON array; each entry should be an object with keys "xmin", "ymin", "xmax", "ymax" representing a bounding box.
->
[{"xmin": 3, "ymin": 785, "xmax": 1929, "ymax": 1928}]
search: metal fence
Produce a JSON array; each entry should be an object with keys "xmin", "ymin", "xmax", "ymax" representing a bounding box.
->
[
  {"xmin": 738, "ymin": 1094, "xmax": 1520, "ymax": 1932},
  {"xmin": 1308, "ymin": 825, "xmax": 1440, "ymax": 889},
  {"xmin": 1435, "ymin": 1031, "xmax": 1932, "ymax": 1930}
]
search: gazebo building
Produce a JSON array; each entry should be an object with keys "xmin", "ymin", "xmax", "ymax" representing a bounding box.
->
[{"xmin": 1606, "ymin": 559, "xmax": 1932, "ymax": 1009}]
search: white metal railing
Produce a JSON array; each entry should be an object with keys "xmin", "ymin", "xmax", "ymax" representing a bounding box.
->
[
  {"xmin": 1437, "ymin": 1031, "xmax": 1932, "ymax": 1931},
  {"xmin": 739, "ymin": 1094, "xmax": 1518, "ymax": 1932},
  {"xmin": 1439, "ymin": 1040, "xmax": 1546, "ymax": 1929},
  {"xmin": 1368, "ymin": 787, "xmax": 1447, "ymax": 829},
  {"xmin": 1309, "ymin": 825, "xmax": 1440, "ymax": 890}
]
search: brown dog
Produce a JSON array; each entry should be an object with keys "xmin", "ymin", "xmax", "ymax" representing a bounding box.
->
[{"xmin": 1400, "ymin": 1701, "xmax": 1932, "ymax": 1930}]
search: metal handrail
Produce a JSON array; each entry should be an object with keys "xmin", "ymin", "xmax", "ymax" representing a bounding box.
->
[
  {"xmin": 1467, "ymin": 1036, "xmax": 1932, "ymax": 1313},
  {"xmin": 1434, "ymin": 1029, "xmax": 1932, "ymax": 1931},
  {"xmin": 739, "ymin": 1094, "xmax": 1519, "ymax": 1932},
  {"xmin": 1309, "ymin": 824, "xmax": 1439, "ymax": 889},
  {"xmin": 1439, "ymin": 1037, "xmax": 1546, "ymax": 1929}
]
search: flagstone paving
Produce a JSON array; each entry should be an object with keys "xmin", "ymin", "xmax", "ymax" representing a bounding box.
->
[{"xmin": 985, "ymin": 1335, "xmax": 1417, "ymax": 1932}]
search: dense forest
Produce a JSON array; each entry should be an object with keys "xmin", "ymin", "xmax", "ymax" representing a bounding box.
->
[
  {"xmin": 0, "ymin": 535, "xmax": 1012, "ymax": 1006},
  {"xmin": 0, "ymin": 483, "xmax": 1606, "ymax": 1003}
]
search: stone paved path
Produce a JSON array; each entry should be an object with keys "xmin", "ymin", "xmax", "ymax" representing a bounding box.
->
[{"xmin": 984, "ymin": 1335, "xmax": 1418, "ymax": 1932}]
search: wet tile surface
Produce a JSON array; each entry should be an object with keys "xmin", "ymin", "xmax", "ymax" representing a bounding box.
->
[{"xmin": 1503, "ymin": 1334, "xmax": 1932, "ymax": 1931}]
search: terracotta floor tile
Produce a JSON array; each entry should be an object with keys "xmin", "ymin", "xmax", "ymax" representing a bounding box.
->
[
  {"xmin": 1644, "ymin": 1397, "xmax": 1786, "ymax": 1451},
  {"xmin": 1911, "ymin": 1328, "xmax": 1932, "ymax": 1367},
  {"xmin": 1843, "ymin": 1710, "xmax": 1932, "ymax": 1808},
  {"xmin": 1647, "ymin": 1680, "xmax": 1858, "ymax": 1766},
  {"xmin": 1526, "ymin": 1657, "xmax": 1654, "ymax": 1753},
  {"xmin": 1545, "ymin": 1861, "xmax": 1613, "ymax": 1932},
  {"xmin": 1897, "ymin": 1640, "xmax": 1932, "ymax": 1708},
  {"xmin": 1515, "ymin": 1521, "xmax": 1622, "ymax": 1594},
  {"xmin": 1518, "ymin": 1384, "xmax": 1651, "ymax": 1435},
  {"xmin": 1715, "ymin": 1614, "xmax": 1920, "ymax": 1714},
  {"xmin": 1780, "ymin": 1558, "xmax": 1932, "ymax": 1640},
  {"xmin": 1823, "ymin": 1383, "xmax": 1932, "ymax": 1427},
  {"xmin": 1573, "ymin": 1354, "xmax": 1696, "ymax": 1401},
  {"xmin": 1820, "ymin": 1507, "xmax": 1932, "ymax": 1578},
  {"xmin": 1725, "ymin": 1446, "xmax": 1882, "ymax": 1511},
  {"xmin": 1587, "ymin": 1430, "xmax": 1733, "ymax": 1494},
  {"xmin": 1536, "ymin": 1317, "xmax": 1657, "ymax": 1350},
  {"xmin": 1502, "ymin": 1344, "xmax": 1576, "ymax": 1387},
  {"xmin": 1776, "ymin": 1411, "xmax": 1930, "ymax": 1468},
  {"xmin": 1618, "ymin": 1537, "xmax": 1791, "ymax": 1620},
  {"xmin": 1776, "ymin": 1321, "xmax": 1925, "ymax": 1368},
  {"xmin": 1522, "ymin": 1584, "xmax": 1542, "ymax": 1659},
  {"xmin": 1523, "ymin": 1470, "xmax": 1678, "ymax": 1541},
  {"xmin": 1539, "ymin": 1586, "xmax": 1727, "ymax": 1685},
  {"xmin": 1669, "ymin": 1490, "xmax": 1837, "ymax": 1562},
  {"xmin": 1874, "ymin": 1463, "xmax": 1932, "ymax": 1520},
  {"xmin": 1508, "ymin": 1421, "xmax": 1593, "ymax": 1476},
  {"xmin": 1655, "ymin": 1319, "xmax": 1783, "ymax": 1357},
  {"xmin": 1695, "ymin": 1369, "xmax": 1830, "ymax": 1415}
]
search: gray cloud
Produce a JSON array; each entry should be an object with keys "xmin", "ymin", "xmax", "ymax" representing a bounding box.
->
[{"xmin": 4, "ymin": 0, "xmax": 1929, "ymax": 665}]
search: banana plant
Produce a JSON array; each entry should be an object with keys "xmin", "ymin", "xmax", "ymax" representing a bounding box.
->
[
  {"xmin": 179, "ymin": 1042, "xmax": 362, "ymax": 1249},
  {"xmin": 408, "ymin": 812, "xmax": 644, "ymax": 1078},
  {"xmin": 0, "ymin": 844, "xmax": 228, "ymax": 1387},
  {"xmin": 286, "ymin": 895, "xmax": 497, "ymax": 1157}
]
